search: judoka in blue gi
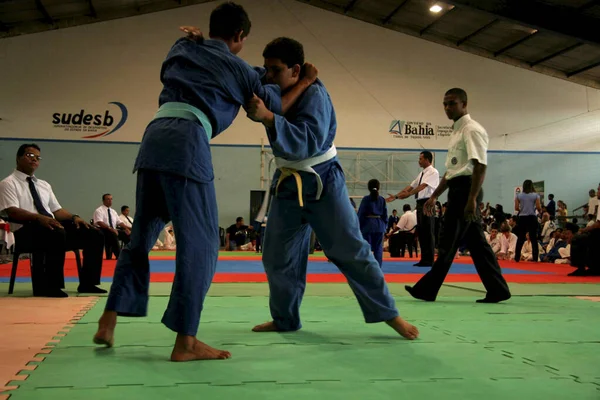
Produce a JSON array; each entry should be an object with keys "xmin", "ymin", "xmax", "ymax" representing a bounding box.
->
[
  {"xmin": 357, "ymin": 179, "xmax": 388, "ymax": 268},
  {"xmin": 93, "ymin": 3, "xmax": 317, "ymax": 362},
  {"xmin": 245, "ymin": 38, "xmax": 419, "ymax": 339}
]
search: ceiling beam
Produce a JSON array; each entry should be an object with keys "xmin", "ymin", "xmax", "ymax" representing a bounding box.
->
[
  {"xmin": 419, "ymin": 7, "xmax": 456, "ymax": 36},
  {"xmin": 34, "ymin": 0, "xmax": 54, "ymax": 25},
  {"xmin": 529, "ymin": 42, "xmax": 583, "ymax": 67},
  {"xmin": 578, "ymin": 0, "xmax": 599, "ymax": 12},
  {"xmin": 456, "ymin": 18, "xmax": 498, "ymax": 46},
  {"xmin": 344, "ymin": 0, "xmax": 360, "ymax": 13},
  {"xmin": 494, "ymin": 30, "xmax": 538, "ymax": 57},
  {"xmin": 382, "ymin": 0, "xmax": 410, "ymax": 25},
  {"xmin": 87, "ymin": 0, "xmax": 97, "ymax": 18},
  {"xmin": 444, "ymin": 0, "xmax": 600, "ymax": 47},
  {"xmin": 567, "ymin": 59, "xmax": 600, "ymax": 77}
]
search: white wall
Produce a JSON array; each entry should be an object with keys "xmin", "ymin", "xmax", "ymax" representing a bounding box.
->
[{"xmin": 1, "ymin": 0, "xmax": 599, "ymax": 152}]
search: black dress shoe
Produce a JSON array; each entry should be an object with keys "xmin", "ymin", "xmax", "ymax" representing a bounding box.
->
[
  {"xmin": 476, "ymin": 293, "xmax": 511, "ymax": 303},
  {"xmin": 78, "ymin": 285, "xmax": 108, "ymax": 294},
  {"xmin": 38, "ymin": 289, "xmax": 68, "ymax": 298},
  {"xmin": 568, "ymin": 268, "xmax": 588, "ymax": 276},
  {"xmin": 405, "ymin": 285, "xmax": 436, "ymax": 301}
]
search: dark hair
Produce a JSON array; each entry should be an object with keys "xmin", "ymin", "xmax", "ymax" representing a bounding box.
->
[
  {"xmin": 548, "ymin": 194, "xmax": 554, "ymax": 199},
  {"xmin": 565, "ymin": 223, "xmax": 579, "ymax": 234},
  {"xmin": 262, "ymin": 37, "xmax": 304, "ymax": 68},
  {"xmin": 420, "ymin": 151, "xmax": 433, "ymax": 163},
  {"xmin": 403, "ymin": 204, "xmax": 411, "ymax": 212},
  {"xmin": 121, "ymin": 205, "xmax": 129, "ymax": 212},
  {"xmin": 445, "ymin": 88, "xmax": 468, "ymax": 104},
  {"xmin": 209, "ymin": 2, "xmax": 251, "ymax": 40},
  {"xmin": 102, "ymin": 193, "xmax": 111, "ymax": 200},
  {"xmin": 500, "ymin": 224, "xmax": 511, "ymax": 233},
  {"xmin": 368, "ymin": 179, "xmax": 380, "ymax": 201},
  {"xmin": 17, "ymin": 143, "xmax": 40, "ymax": 158},
  {"xmin": 522, "ymin": 179, "xmax": 534, "ymax": 194},
  {"xmin": 236, "ymin": 216, "xmax": 243, "ymax": 223},
  {"xmin": 490, "ymin": 223, "xmax": 499, "ymax": 230},
  {"xmin": 392, "ymin": 209, "xmax": 397, "ymax": 213}
]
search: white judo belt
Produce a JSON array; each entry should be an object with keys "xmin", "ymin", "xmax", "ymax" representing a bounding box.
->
[{"xmin": 254, "ymin": 145, "xmax": 337, "ymax": 223}]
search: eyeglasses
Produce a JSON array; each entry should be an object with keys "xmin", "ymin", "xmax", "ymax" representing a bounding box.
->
[{"xmin": 24, "ymin": 153, "xmax": 42, "ymax": 161}]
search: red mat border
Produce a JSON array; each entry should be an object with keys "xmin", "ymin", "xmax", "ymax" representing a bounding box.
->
[{"xmin": 3, "ymin": 258, "xmax": 600, "ymax": 284}]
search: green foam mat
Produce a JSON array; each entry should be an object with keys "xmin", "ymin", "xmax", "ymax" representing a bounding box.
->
[
  {"xmin": 7, "ymin": 379, "xmax": 599, "ymax": 400},
  {"xmin": 447, "ymin": 282, "xmax": 600, "ymax": 296},
  {"xmin": 6, "ymin": 295, "xmax": 600, "ymax": 399},
  {"xmin": 0, "ymin": 282, "xmax": 485, "ymax": 298}
]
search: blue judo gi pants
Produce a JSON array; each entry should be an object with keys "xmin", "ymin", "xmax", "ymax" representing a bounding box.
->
[
  {"xmin": 262, "ymin": 163, "xmax": 399, "ymax": 331},
  {"xmin": 105, "ymin": 169, "xmax": 219, "ymax": 336},
  {"xmin": 362, "ymin": 232, "xmax": 384, "ymax": 268}
]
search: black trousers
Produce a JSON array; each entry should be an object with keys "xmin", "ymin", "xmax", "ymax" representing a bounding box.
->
[
  {"xmin": 416, "ymin": 199, "xmax": 435, "ymax": 264},
  {"xmin": 514, "ymin": 215, "xmax": 539, "ymax": 262},
  {"xmin": 570, "ymin": 230, "xmax": 600, "ymax": 272},
  {"xmin": 101, "ymin": 227, "xmax": 130, "ymax": 259},
  {"xmin": 411, "ymin": 176, "xmax": 510, "ymax": 300},
  {"xmin": 14, "ymin": 220, "xmax": 104, "ymax": 294}
]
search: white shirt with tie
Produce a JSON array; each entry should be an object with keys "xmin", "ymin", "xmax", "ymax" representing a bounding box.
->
[
  {"xmin": 0, "ymin": 170, "xmax": 62, "ymax": 232},
  {"xmin": 410, "ymin": 165, "xmax": 440, "ymax": 200},
  {"xmin": 93, "ymin": 205, "xmax": 122, "ymax": 229},
  {"xmin": 119, "ymin": 214, "xmax": 133, "ymax": 228}
]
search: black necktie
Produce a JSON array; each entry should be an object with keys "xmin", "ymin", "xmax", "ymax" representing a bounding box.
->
[
  {"xmin": 27, "ymin": 177, "xmax": 53, "ymax": 218},
  {"xmin": 108, "ymin": 208, "xmax": 114, "ymax": 228},
  {"xmin": 415, "ymin": 171, "xmax": 424, "ymax": 199},
  {"xmin": 126, "ymin": 216, "xmax": 132, "ymax": 224}
]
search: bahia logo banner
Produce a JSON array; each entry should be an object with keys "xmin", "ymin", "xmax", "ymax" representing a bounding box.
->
[{"xmin": 52, "ymin": 102, "xmax": 128, "ymax": 139}]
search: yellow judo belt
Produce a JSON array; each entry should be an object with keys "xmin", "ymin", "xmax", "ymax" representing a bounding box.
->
[
  {"xmin": 276, "ymin": 168, "xmax": 306, "ymax": 207},
  {"xmin": 273, "ymin": 145, "xmax": 338, "ymax": 208}
]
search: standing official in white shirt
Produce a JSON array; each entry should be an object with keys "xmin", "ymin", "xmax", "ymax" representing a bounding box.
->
[
  {"xmin": 387, "ymin": 151, "xmax": 439, "ymax": 266},
  {"xmin": 405, "ymin": 88, "xmax": 511, "ymax": 303}
]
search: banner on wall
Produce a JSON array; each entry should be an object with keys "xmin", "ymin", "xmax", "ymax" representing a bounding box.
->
[
  {"xmin": 533, "ymin": 181, "xmax": 545, "ymax": 204},
  {"xmin": 51, "ymin": 102, "xmax": 129, "ymax": 139},
  {"xmin": 388, "ymin": 119, "xmax": 453, "ymax": 141}
]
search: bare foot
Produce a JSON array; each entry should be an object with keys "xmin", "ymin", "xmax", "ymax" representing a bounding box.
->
[
  {"xmin": 93, "ymin": 311, "xmax": 117, "ymax": 348},
  {"xmin": 170, "ymin": 335, "xmax": 231, "ymax": 362},
  {"xmin": 252, "ymin": 321, "xmax": 281, "ymax": 332},
  {"xmin": 385, "ymin": 316, "xmax": 419, "ymax": 340}
]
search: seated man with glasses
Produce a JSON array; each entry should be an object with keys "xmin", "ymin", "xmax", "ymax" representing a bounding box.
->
[{"xmin": 0, "ymin": 143, "xmax": 106, "ymax": 297}]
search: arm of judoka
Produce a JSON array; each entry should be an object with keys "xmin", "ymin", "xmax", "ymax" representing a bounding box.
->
[
  {"xmin": 280, "ymin": 78, "xmax": 314, "ymax": 114},
  {"xmin": 263, "ymin": 88, "xmax": 330, "ymax": 160}
]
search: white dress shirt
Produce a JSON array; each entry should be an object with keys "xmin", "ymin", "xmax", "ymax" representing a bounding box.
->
[
  {"xmin": 119, "ymin": 214, "xmax": 133, "ymax": 228},
  {"xmin": 0, "ymin": 170, "xmax": 62, "ymax": 232},
  {"xmin": 445, "ymin": 114, "xmax": 488, "ymax": 180},
  {"xmin": 410, "ymin": 165, "xmax": 440, "ymax": 200},
  {"xmin": 93, "ymin": 205, "xmax": 123, "ymax": 229},
  {"xmin": 398, "ymin": 210, "xmax": 417, "ymax": 232}
]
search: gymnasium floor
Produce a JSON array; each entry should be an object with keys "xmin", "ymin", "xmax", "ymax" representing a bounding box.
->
[{"xmin": 1, "ymin": 251, "xmax": 600, "ymax": 400}]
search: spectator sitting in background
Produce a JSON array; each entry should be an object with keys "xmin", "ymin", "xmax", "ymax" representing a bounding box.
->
[
  {"xmin": 225, "ymin": 217, "xmax": 254, "ymax": 251},
  {"xmin": 497, "ymin": 224, "xmax": 517, "ymax": 261}
]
